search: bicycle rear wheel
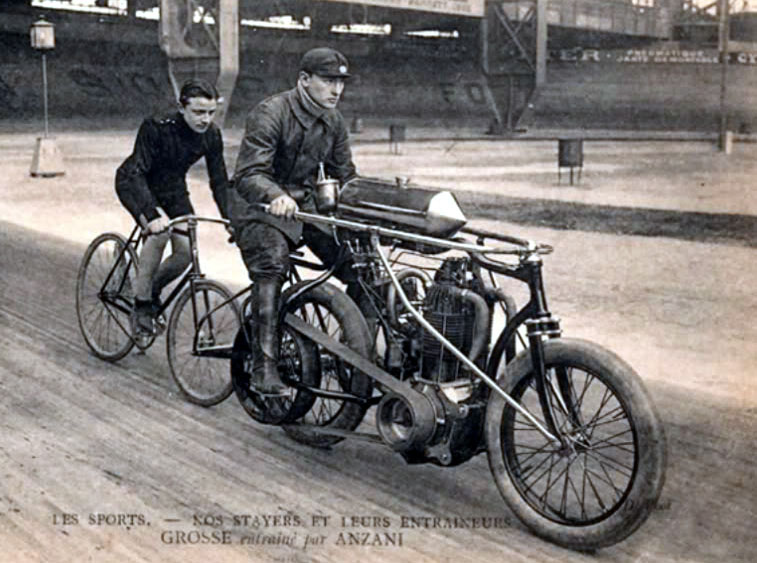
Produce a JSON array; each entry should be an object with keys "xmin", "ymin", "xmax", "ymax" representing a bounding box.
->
[
  {"xmin": 166, "ymin": 279, "xmax": 241, "ymax": 406},
  {"xmin": 76, "ymin": 232, "xmax": 137, "ymax": 361}
]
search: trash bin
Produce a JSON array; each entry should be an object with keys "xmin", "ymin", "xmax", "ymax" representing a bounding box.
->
[
  {"xmin": 558, "ymin": 138, "xmax": 584, "ymax": 185},
  {"xmin": 558, "ymin": 138, "xmax": 583, "ymax": 167},
  {"xmin": 350, "ymin": 116, "xmax": 364, "ymax": 134},
  {"xmin": 389, "ymin": 124, "xmax": 406, "ymax": 155}
]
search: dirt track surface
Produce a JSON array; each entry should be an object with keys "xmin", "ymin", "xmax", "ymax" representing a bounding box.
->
[{"xmin": 1, "ymin": 131, "xmax": 756, "ymax": 562}]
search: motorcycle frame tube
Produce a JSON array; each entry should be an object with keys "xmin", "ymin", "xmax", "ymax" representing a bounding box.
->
[
  {"xmin": 370, "ymin": 232, "xmax": 559, "ymax": 445},
  {"xmin": 474, "ymin": 252, "xmax": 568, "ymax": 441},
  {"xmin": 286, "ymin": 209, "xmax": 526, "ymax": 256}
]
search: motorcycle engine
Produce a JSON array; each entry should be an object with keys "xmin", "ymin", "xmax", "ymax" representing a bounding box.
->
[
  {"xmin": 378, "ymin": 257, "xmax": 491, "ymax": 466},
  {"xmin": 420, "ymin": 258, "xmax": 486, "ymax": 383}
]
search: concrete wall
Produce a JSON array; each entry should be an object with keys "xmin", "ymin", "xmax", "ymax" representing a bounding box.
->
[
  {"xmin": 531, "ymin": 46, "xmax": 757, "ymax": 131},
  {"xmin": 4, "ymin": 26, "xmax": 757, "ymax": 133}
]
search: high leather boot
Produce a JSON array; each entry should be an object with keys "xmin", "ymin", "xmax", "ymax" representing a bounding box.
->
[{"xmin": 252, "ymin": 278, "xmax": 287, "ymax": 395}]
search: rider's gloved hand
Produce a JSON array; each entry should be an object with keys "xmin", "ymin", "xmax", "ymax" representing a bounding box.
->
[{"xmin": 269, "ymin": 194, "xmax": 298, "ymax": 220}]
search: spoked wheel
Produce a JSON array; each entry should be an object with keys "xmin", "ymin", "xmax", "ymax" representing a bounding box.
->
[
  {"xmin": 486, "ymin": 338, "xmax": 666, "ymax": 551},
  {"xmin": 76, "ymin": 232, "xmax": 137, "ymax": 361},
  {"xmin": 166, "ymin": 280, "xmax": 241, "ymax": 406},
  {"xmin": 232, "ymin": 282, "xmax": 373, "ymax": 445}
]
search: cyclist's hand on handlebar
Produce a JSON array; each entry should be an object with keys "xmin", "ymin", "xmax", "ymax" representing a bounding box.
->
[
  {"xmin": 268, "ymin": 194, "xmax": 298, "ymax": 220},
  {"xmin": 225, "ymin": 224, "xmax": 235, "ymax": 243},
  {"xmin": 144, "ymin": 215, "xmax": 169, "ymax": 235}
]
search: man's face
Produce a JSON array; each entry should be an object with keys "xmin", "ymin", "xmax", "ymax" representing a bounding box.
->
[
  {"xmin": 179, "ymin": 96, "xmax": 217, "ymax": 133},
  {"xmin": 302, "ymin": 72, "xmax": 345, "ymax": 109}
]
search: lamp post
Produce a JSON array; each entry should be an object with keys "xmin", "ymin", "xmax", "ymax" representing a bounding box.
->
[{"xmin": 30, "ymin": 17, "xmax": 65, "ymax": 177}]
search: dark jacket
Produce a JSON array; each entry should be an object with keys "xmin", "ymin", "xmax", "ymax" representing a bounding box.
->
[
  {"xmin": 228, "ymin": 87, "xmax": 357, "ymax": 242},
  {"xmin": 115, "ymin": 112, "xmax": 229, "ymax": 224}
]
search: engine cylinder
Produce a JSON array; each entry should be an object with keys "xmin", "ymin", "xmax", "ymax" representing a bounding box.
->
[{"xmin": 421, "ymin": 283, "xmax": 473, "ymax": 382}]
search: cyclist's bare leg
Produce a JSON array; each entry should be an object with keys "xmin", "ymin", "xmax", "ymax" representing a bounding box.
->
[
  {"xmin": 134, "ymin": 231, "xmax": 170, "ymax": 301},
  {"xmin": 131, "ymin": 231, "xmax": 169, "ymax": 340},
  {"xmin": 152, "ymin": 231, "xmax": 191, "ymax": 301}
]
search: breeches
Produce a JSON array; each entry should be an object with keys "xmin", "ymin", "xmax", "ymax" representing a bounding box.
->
[
  {"xmin": 115, "ymin": 172, "xmax": 193, "ymax": 225},
  {"xmin": 236, "ymin": 221, "xmax": 356, "ymax": 284}
]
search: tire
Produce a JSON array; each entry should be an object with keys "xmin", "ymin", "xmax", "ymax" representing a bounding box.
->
[
  {"xmin": 76, "ymin": 232, "xmax": 137, "ymax": 361},
  {"xmin": 485, "ymin": 338, "xmax": 666, "ymax": 551},
  {"xmin": 282, "ymin": 282, "xmax": 373, "ymax": 447},
  {"xmin": 166, "ymin": 279, "xmax": 240, "ymax": 406},
  {"xmin": 486, "ymin": 292, "xmax": 520, "ymax": 374},
  {"xmin": 232, "ymin": 282, "xmax": 373, "ymax": 446}
]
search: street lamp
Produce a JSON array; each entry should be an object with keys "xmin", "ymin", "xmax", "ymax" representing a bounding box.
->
[{"xmin": 30, "ymin": 17, "xmax": 65, "ymax": 177}]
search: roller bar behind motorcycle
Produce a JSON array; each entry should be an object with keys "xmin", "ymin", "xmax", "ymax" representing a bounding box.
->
[{"xmin": 230, "ymin": 177, "xmax": 666, "ymax": 551}]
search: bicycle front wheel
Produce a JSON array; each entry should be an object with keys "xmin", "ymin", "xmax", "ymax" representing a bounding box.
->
[
  {"xmin": 486, "ymin": 338, "xmax": 666, "ymax": 551},
  {"xmin": 76, "ymin": 232, "xmax": 137, "ymax": 361},
  {"xmin": 166, "ymin": 279, "xmax": 241, "ymax": 406}
]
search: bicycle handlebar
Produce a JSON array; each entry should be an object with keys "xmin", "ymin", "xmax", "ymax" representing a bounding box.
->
[
  {"xmin": 165, "ymin": 215, "xmax": 231, "ymax": 229},
  {"xmin": 138, "ymin": 215, "xmax": 233, "ymax": 242}
]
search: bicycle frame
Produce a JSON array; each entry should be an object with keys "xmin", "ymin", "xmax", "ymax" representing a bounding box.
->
[
  {"xmin": 98, "ymin": 215, "xmax": 237, "ymax": 358},
  {"xmin": 160, "ymin": 215, "xmax": 331, "ymax": 361}
]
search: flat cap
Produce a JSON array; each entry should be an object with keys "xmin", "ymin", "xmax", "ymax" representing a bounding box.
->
[{"xmin": 300, "ymin": 47, "xmax": 351, "ymax": 78}]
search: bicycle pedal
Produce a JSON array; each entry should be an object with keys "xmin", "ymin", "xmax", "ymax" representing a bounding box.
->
[
  {"xmin": 154, "ymin": 314, "xmax": 167, "ymax": 336},
  {"xmin": 132, "ymin": 327, "xmax": 156, "ymax": 350}
]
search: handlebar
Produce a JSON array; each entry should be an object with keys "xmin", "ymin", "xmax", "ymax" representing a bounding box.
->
[
  {"xmin": 140, "ymin": 215, "xmax": 232, "ymax": 239},
  {"xmin": 256, "ymin": 203, "xmax": 549, "ymax": 257},
  {"xmin": 165, "ymin": 215, "xmax": 231, "ymax": 229}
]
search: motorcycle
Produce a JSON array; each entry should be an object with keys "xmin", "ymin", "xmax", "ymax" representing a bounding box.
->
[{"xmin": 230, "ymin": 177, "xmax": 667, "ymax": 551}]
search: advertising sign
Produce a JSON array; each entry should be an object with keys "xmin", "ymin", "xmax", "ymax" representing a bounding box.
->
[{"xmin": 321, "ymin": 0, "xmax": 484, "ymax": 18}]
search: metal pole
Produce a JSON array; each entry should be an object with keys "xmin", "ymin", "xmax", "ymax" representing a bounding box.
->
[
  {"xmin": 215, "ymin": 0, "xmax": 239, "ymax": 127},
  {"xmin": 535, "ymin": 0, "xmax": 548, "ymax": 86},
  {"xmin": 718, "ymin": 0, "xmax": 730, "ymax": 150},
  {"xmin": 42, "ymin": 52, "xmax": 49, "ymax": 138}
]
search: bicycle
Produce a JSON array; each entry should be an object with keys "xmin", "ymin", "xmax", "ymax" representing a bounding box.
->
[{"xmin": 75, "ymin": 215, "xmax": 241, "ymax": 406}]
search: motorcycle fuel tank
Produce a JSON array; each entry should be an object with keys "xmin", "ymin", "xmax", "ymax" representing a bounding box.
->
[{"xmin": 337, "ymin": 177, "xmax": 467, "ymax": 238}]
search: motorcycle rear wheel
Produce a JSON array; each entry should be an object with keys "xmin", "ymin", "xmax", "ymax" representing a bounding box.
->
[
  {"xmin": 231, "ymin": 282, "xmax": 373, "ymax": 445},
  {"xmin": 281, "ymin": 282, "xmax": 373, "ymax": 447},
  {"xmin": 485, "ymin": 338, "xmax": 666, "ymax": 551}
]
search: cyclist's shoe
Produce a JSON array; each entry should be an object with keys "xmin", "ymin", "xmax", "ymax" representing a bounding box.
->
[
  {"xmin": 131, "ymin": 298, "xmax": 156, "ymax": 346},
  {"xmin": 151, "ymin": 296, "xmax": 167, "ymax": 336}
]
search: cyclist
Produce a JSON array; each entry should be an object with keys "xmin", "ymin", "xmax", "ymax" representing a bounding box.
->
[
  {"xmin": 115, "ymin": 78, "xmax": 230, "ymax": 342},
  {"xmin": 226, "ymin": 47, "xmax": 359, "ymax": 396}
]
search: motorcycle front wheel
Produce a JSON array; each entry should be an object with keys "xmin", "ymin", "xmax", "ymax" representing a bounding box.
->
[{"xmin": 485, "ymin": 338, "xmax": 666, "ymax": 551}]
